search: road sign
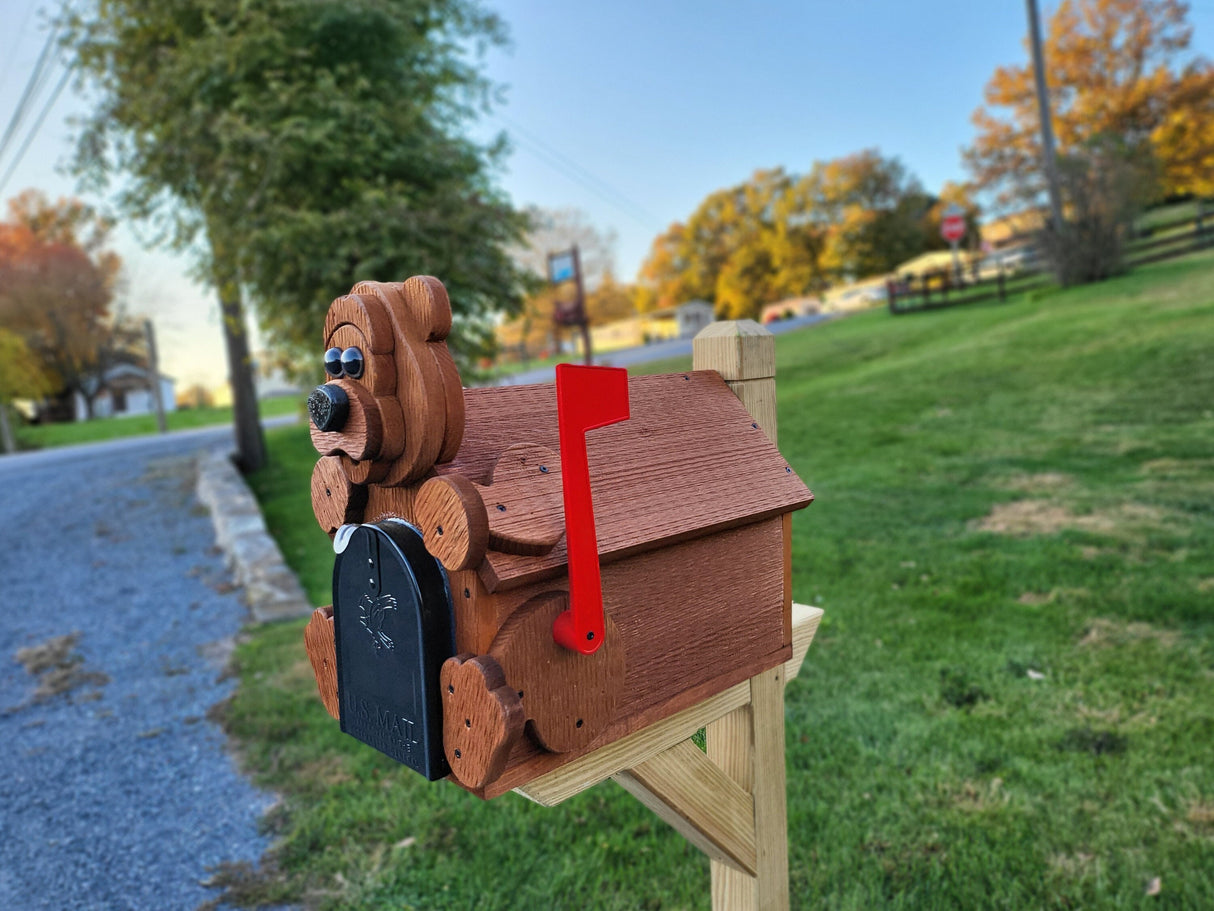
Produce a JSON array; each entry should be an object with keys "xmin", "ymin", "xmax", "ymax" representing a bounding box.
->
[
  {"xmin": 941, "ymin": 204, "xmax": 966, "ymax": 244},
  {"xmin": 547, "ymin": 250, "xmax": 576, "ymax": 284}
]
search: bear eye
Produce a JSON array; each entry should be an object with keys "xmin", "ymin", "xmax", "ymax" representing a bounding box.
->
[
  {"xmin": 340, "ymin": 347, "xmax": 364, "ymax": 379},
  {"xmin": 323, "ymin": 347, "xmax": 343, "ymax": 377}
]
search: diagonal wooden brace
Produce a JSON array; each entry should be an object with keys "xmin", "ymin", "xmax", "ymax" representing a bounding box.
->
[
  {"xmin": 514, "ymin": 604, "xmax": 820, "ymax": 911},
  {"xmin": 514, "ymin": 605, "xmax": 820, "ymax": 905}
]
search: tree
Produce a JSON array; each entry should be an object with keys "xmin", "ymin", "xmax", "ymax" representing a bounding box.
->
[
  {"xmin": 636, "ymin": 153, "xmax": 939, "ymax": 320},
  {"xmin": 1043, "ymin": 136, "xmax": 1157, "ymax": 284},
  {"xmin": 66, "ymin": 0, "xmax": 529, "ymax": 470},
  {"xmin": 0, "ymin": 192, "xmax": 132, "ymax": 420},
  {"xmin": 637, "ymin": 167, "xmax": 829, "ymax": 321},
  {"xmin": 804, "ymin": 150, "xmax": 939, "ymax": 280},
  {"xmin": 965, "ymin": 0, "xmax": 1214, "ymax": 208},
  {"xmin": 0, "ymin": 329, "xmax": 51, "ymax": 453},
  {"xmin": 584, "ymin": 270, "xmax": 636, "ymax": 327}
]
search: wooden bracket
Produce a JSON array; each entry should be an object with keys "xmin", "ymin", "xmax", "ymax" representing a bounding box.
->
[{"xmin": 515, "ymin": 603, "xmax": 822, "ymax": 908}]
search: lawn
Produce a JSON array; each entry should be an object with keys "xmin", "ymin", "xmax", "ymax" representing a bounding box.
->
[
  {"xmin": 13, "ymin": 395, "xmax": 301, "ymax": 450},
  {"xmin": 230, "ymin": 251, "xmax": 1214, "ymax": 909}
]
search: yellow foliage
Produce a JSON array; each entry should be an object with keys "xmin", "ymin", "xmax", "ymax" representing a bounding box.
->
[{"xmin": 967, "ymin": 0, "xmax": 1213, "ymax": 202}]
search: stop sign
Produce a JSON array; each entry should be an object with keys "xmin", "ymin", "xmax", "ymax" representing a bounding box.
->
[{"xmin": 941, "ymin": 204, "xmax": 966, "ymax": 244}]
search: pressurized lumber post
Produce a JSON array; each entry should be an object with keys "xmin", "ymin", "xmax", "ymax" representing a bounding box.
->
[{"xmin": 695, "ymin": 320, "xmax": 789, "ymax": 911}]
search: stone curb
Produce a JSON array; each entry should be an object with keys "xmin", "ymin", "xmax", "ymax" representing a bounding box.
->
[{"xmin": 196, "ymin": 446, "xmax": 314, "ymax": 623}]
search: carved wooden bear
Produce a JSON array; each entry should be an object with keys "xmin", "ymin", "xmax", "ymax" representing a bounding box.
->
[{"xmin": 305, "ymin": 276, "xmax": 812, "ymax": 798}]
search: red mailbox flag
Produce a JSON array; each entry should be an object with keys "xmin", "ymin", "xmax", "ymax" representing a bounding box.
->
[{"xmin": 551, "ymin": 363, "xmax": 630, "ymax": 654}]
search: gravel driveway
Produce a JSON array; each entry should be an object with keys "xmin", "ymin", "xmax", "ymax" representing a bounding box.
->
[{"xmin": 0, "ymin": 441, "xmax": 277, "ymax": 910}]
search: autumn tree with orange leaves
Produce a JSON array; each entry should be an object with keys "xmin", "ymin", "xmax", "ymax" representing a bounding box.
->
[
  {"xmin": 0, "ymin": 191, "xmax": 135, "ymax": 420},
  {"xmin": 966, "ymin": 0, "xmax": 1214, "ymax": 206}
]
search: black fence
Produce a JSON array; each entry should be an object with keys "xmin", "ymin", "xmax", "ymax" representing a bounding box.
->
[{"xmin": 888, "ymin": 204, "xmax": 1212, "ymax": 316}]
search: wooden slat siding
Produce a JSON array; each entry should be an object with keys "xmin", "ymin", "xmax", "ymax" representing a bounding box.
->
[
  {"xmin": 475, "ymin": 518, "xmax": 789, "ymax": 797},
  {"xmin": 514, "ymin": 603, "xmax": 822, "ymax": 807},
  {"xmin": 442, "ymin": 371, "xmax": 811, "ymax": 592}
]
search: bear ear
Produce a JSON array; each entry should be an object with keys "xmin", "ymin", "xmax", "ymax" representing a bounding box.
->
[
  {"xmin": 323, "ymin": 293, "xmax": 395, "ymax": 354},
  {"xmin": 402, "ymin": 276, "xmax": 464, "ymax": 462},
  {"xmin": 402, "ymin": 275, "xmax": 453, "ymax": 342}
]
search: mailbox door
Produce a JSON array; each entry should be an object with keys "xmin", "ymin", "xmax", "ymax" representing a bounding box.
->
[{"xmin": 332, "ymin": 520, "xmax": 455, "ymax": 780}]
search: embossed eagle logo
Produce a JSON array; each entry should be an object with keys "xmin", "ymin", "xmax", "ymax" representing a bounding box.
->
[{"xmin": 358, "ymin": 593, "xmax": 397, "ymax": 652}]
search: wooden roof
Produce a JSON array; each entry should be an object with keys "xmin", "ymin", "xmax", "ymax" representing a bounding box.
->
[{"xmin": 439, "ymin": 371, "xmax": 812, "ymax": 592}]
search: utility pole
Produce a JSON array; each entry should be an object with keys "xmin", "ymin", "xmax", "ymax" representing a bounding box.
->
[
  {"xmin": 1026, "ymin": 0, "xmax": 1064, "ymax": 235},
  {"xmin": 572, "ymin": 244, "xmax": 592, "ymax": 366},
  {"xmin": 143, "ymin": 318, "xmax": 169, "ymax": 434}
]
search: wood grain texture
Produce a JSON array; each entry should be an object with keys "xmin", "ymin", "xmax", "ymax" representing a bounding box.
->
[
  {"xmin": 430, "ymin": 341, "xmax": 465, "ymax": 464},
  {"xmin": 726, "ymin": 378, "xmax": 777, "ymax": 444},
  {"xmin": 413, "ymin": 474, "xmax": 488, "ymax": 572},
  {"xmin": 696, "ymin": 321, "xmax": 789, "ymax": 911},
  {"xmin": 339, "ymin": 452, "xmax": 390, "ymax": 485},
  {"xmin": 782, "ymin": 513, "xmax": 793, "ymax": 646},
  {"xmin": 489, "ymin": 592, "xmax": 624, "ymax": 753},
  {"xmin": 748, "ymin": 667, "xmax": 790, "ymax": 911},
  {"xmin": 309, "ymin": 379, "xmax": 383, "ymax": 462},
  {"xmin": 363, "ymin": 482, "xmax": 421, "ymax": 526},
  {"xmin": 311, "ymin": 456, "xmax": 368, "ymax": 535},
  {"xmin": 401, "ymin": 275, "xmax": 454, "ymax": 341},
  {"xmin": 323, "ymin": 293, "xmax": 394, "ymax": 354},
  {"xmin": 325, "ymin": 323, "xmax": 396, "ymax": 397},
  {"xmin": 480, "ymin": 443, "xmax": 564, "ymax": 556},
  {"xmin": 373, "ymin": 397, "xmax": 406, "ymax": 462},
  {"xmin": 353, "ymin": 281, "xmax": 446, "ymax": 485},
  {"xmin": 513, "ymin": 604, "xmax": 821, "ymax": 806},
  {"xmin": 441, "ymin": 653, "xmax": 524, "ymax": 790},
  {"xmin": 615, "ymin": 740, "xmax": 757, "ymax": 876},
  {"xmin": 463, "ymin": 519, "xmax": 789, "ymax": 796},
  {"xmin": 398, "ymin": 277, "xmax": 463, "ymax": 465},
  {"xmin": 442, "ymin": 372, "xmax": 810, "ymax": 592},
  {"xmin": 304, "ymin": 606, "xmax": 339, "ymax": 720},
  {"xmin": 692, "ymin": 320, "xmax": 776, "ymax": 382},
  {"xmin": 483, "ymin": 642, "xmax": 789, "ymax": 799}
]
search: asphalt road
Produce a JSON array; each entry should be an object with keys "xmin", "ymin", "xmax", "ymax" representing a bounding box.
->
[
  {"xmin": 0, "ymin": 421, "xmax": 294, "ymax": 910},
  {"xmin": 495, "ymin": 313, "xmax": 831, "ymax": 386}
]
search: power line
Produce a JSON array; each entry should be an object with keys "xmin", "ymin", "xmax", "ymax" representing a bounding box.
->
[
  {"xmin": 0, "ymin": 0, "xmax": 39, "ymax": 97},
  {"xmin": 0, "ymin": 62, "xmax": 70, "ymax": 197},
  {"xmin": 490, "ymin": 112, "xmax": 662, "ymax": 230},
  {"xmin": 0, "ymin": 19, "xmax": 62, "ymax": 169}
]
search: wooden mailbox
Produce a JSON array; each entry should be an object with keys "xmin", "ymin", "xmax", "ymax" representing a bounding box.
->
[{"xmin": 304, "ymin": 276, "xmax": 822, "ymax": 908}]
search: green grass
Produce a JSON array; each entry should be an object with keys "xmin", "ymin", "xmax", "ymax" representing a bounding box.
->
[
  {"xmin": 232, "ymin": 251, "xmax": 1214, "ymax": 909},
  {"xmin": 14, "ymin": 395, "xmax": 301, "ymax": 450}
]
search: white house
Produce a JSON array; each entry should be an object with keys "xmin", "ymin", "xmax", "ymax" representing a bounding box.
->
[
  {"xmin": 675, "ymin": 300, "xmax": 715, "ymax": 339},
  {"xmin": 74, "ymin": 364, "xmax": 177, "ymax": 421}
]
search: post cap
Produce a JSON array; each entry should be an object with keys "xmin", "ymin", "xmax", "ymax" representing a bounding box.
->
[{"xmin": 692, "ymin": 319, "xmax": 775, "ymax": 381}]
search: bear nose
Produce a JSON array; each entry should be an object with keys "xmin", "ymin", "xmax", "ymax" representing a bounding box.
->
[{"xmin": 308, "ymin": 384, "xmax": 350, "ymax": 433}]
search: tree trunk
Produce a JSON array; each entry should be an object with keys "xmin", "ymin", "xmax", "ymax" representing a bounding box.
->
[
  {"xmin": 209, "ymin": 236, "xmax": 266, "ymax": 472},
  {"xmin": 0, "ymin": 405, "xmax": 15, "ymax": 454}
]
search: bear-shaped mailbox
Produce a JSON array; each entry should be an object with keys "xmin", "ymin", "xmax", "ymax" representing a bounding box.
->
[{"xmin": 303, "ymin": 276, "xmax": 814, "ymax": 799}]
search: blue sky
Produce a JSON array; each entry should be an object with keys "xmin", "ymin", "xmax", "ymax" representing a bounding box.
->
[{"xmin": 2, "ymin": 0, "xmax": 1213, "ymax": 386}]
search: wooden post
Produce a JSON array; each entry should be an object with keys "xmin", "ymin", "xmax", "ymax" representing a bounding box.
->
[
  {"xmin": 693, "ymin": 321, "xmax": 789, "ymax": 911},
  {"xmin": 507, "ymin": 319, "xmax": 821, "ymax": 908}
]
